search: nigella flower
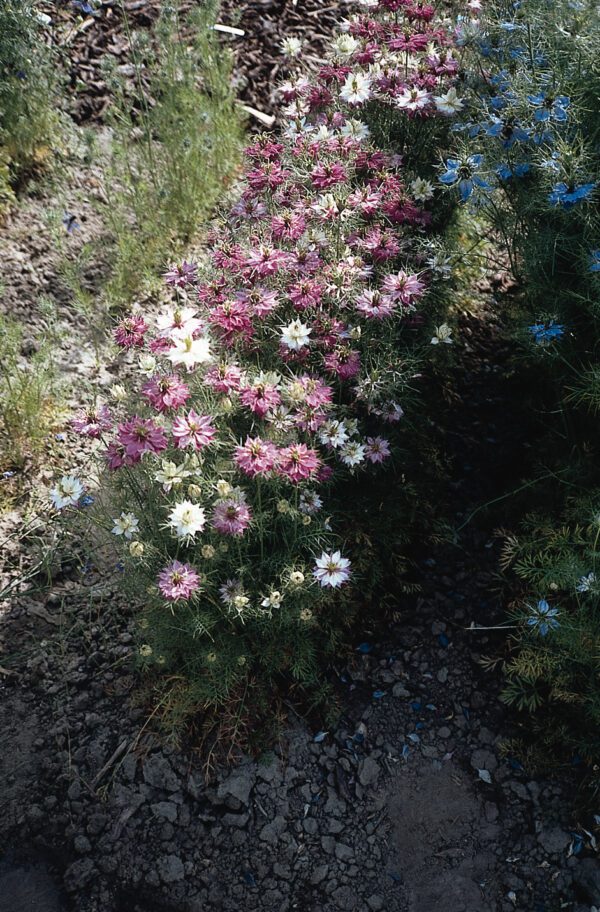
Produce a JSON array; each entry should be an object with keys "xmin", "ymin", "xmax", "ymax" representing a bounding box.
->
[
  {"xmin": 313, "ymin": 550, "xmax": 351, "ymax": 588},
  {"xmin": 527, "ymin": 320, "xmax": 565, "ymax": 345},
  {"xmin": 484, "ymin": 117, "xmax": 530, "ymax": 148},
  {"xmin": 439, "ymin": 155, "xmax": 493, "ymax": 201},
  {"xmin": 526, "ymin": 599, "xmax": 560, "ymax": 636},
  {"xmin": 589, "ymin": 250, "xmax": 600, "ymax": 273},
  {"xmin": 212, "ymin": 497, "xmax": 252, "ymax": 536},
  {"xmin": 527, "ymin": 93, "xmax": 570, "ymax": 123},
  {"xmin": 576, "ymin": 572, "xmax": 596, "ymax": 593},
  {"xmin": 496, "ymin": 162, "xmax": 531, "ymax": 181},
  {"xmin": 62, "ymin": 213, "xmax": 80, "ymax": 233},
  {"xmin": 50, "ymin": 476, "xmax": 84, "ymax": 509},
  {"xmin": 163, "ymin": 260, "xmax": 198, "ymax": 288},
  {"xmin": 158, "ymin": 560, "xmax": 200, "ymax": 602},
  {"xmin": 549, "ymin": 181, "xmax": 595, "ymax": 209}
]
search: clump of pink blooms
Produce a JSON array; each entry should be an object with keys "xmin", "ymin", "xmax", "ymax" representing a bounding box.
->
[{"xmin": 65, "ymin": 0, "xmax": 460, "ymax": 665}]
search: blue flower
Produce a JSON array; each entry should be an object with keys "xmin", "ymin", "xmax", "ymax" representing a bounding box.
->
[
  {"xmin": 527, "ymin": 320, "xmax": 565, "ymax": 344},
  {"xmin": 485, "ymin": 116, "xmax": 530, "ymax": 147},
  {"xmin": 62, "ymin": 213, "xmax": 80, "ymax": 233},
  {"xmin": 526, "ymin": 599, "xmax": 560, "ymax": 636},
  {"xmin": 589, "ymin": 250, "xmax": 600, "ymax": 273},
  {"xmin": 439, "ymin": 155, "xmax": 493, "ymax": 201},
  {"xmin": 549, "ymin": 181, "xmax": 595, "ymax": 208},
  {"xmin": 80, "ymin": 494, "xmax": 95, "ymax": 508},
  {"xmin": 527, "ymin": 93, "xmax": 570, "ymax": 123},
  {"xmin": 496, "ymin": 162, "xmax": 531, "ymax": 180}
]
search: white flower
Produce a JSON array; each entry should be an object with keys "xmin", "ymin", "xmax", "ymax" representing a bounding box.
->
[
  {"xmin": 313, "ymin": 550, "xmax": 351, "ymax": 588},
  {"xmin": 332, "ymin": 34, "xmax": 358, "ymax": 59},
  {"xmin": 299, "ymin": 490, "xmax": 323, "ymax": 516},
  {"xmin": 280, "ymin": 319, "xmax": 311, "ymax": 351},
  {"xmin": 50, "ymin": 476, "xmax": 84, "ymax": 509},
  {"xmin": 576, "ymin": 572, "xmax": 596, "ymax": 593},
  {"xmin": 433, "ymin": 87, "xmax": 464, "ymax": 115},
  {"xmin": 340, "ymin": 441, "xmax": 366, "ymax": 467},
  {"xmin": 168, "ymin": 334, "xmax": 212, "ymax": 370},
  {"xmin": 155, "ymin": 460, "xmax": 191, "ymax": 492},
  {"xmin": 396, "ymin": 87, "xmax": 431, "ymax": 112},
  {"xmin": 168, "ymin": 500, "xmax": 206, "ymax": 540},
  {"xmin": 289, "ymin": 570, "xmax": 305, "ymax": 586},
  {"xmin": 138, "ymin": 354, "xmax": 156, "ymax": 375},
  {"xmin": 319, "ymin": 420, "xmax": 349, "ymax": 449},
  {"xmin": 216, "ymin": 479, "xmax": 233, "ymax": 497},
  {"xmin": 112, "ymin": 511, "xmax": 140, "ymax": 540},
  {"xmin": 340, "ymin": 118, "xmax": 370, "ymax": 142},
  {"xmin": 312, "ymin": 193, "xmax": 340, "ymax": 220},
  {"xmin": 110, "ymin": 384, "xmax": 127, "ymax": 402},
  {"xmin": 340, "ymin": 72, "xmax": 372, "ymax": 105},
  {"xmin": 431, "ymin": 323, "xmax": 454, "ymax": 345},
  {"xmin": 281, "ymin": 36, "xmax": 302, "ymax": 58},
  {"xmin": 129, "ymin": 541, "xmax": 145, "ymax": 557},
  {"xmin": 156, "ymin": 306, "xmax": 203, "ymax": 339},
  {"xmin": 410, "ymin": 177, "xmax": 435, "ymax": 202},
  {"xmin": 261, "ymin": 590, "xmax": 283, "ymax": 609}
]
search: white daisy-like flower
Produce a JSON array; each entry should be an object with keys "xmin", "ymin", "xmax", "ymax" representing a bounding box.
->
[
  {"xmin": 154, "ymin": 460, "xmax": 192, "ymax": 492},
  {"xmin": 313, "ymin": 550, "xmax": 351, "ymax": 588},
  {"xmin": 111, "ymin": 511, "xmax": 140, "ymax": 540},
  {"xmin": 396, "ymin": 87, "xmax": 431, "ymax": 112},
  {"xmin": 156, "ymin": 306, "xmax": 203, "ymax": 339},
  {"xmin": 410, "ymin": 177, "xmax": 435, "ymax": 202},
  {"xmin": 332, "ymin": 34, "xmax": 359, "ymax": 60},
  {"xmin": 431, "ymin": 324, "xmax": 454, "ymax": 345},
  {"xmin": 280, "ymin": 319, "xmax": 312, "ymax": 351},
  {"xmin": 281, "ymin": 36, "xmax": 302, "ymax": 58},
  {"xmin": 168, "ymin": 500, "xmax": 206, "ymax": 540},
  {"xmin": 50, "ymin": 476, "xmax": 84, "ymax": 509},
  {"xmin": 319, "ymin": 419, "xmax": 349, "ymax": 449},
  {"xmin": 340, "ymin": 118, "xmax": 370, "ymax": 142},
  {"xmin": 168, "ymin": 334, "xmax": 212, "ymax": 370},
  {"xmin": 340, "ymin": 441, "xmax": 366, "ymax": 467},
  {"xmin": 433, "ymin": 87, "xmax": 464, "ymax": 116},
  {"xmin": 339, "ymin": 72, "xmax": 372, "ymax": 105}
]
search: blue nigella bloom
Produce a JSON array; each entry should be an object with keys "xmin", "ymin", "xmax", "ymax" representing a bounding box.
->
[
  {"xmin": 526, "ymin": 599, "xmax": 560, "ymax": 636},
  {"xmin": 439, "ymin": 155, "xmax": 493, "ymax": 201},
  {"xmin": 62, "ymin": 213, "xmax": 80, "ymax": 233},
  {"xmin": 485, "ymin": 116, "xmax": 530, "ymax": 148},
  {"xmin": 80, "ymin": 494, "xmax": 95, "ymax": 508},
  {"xmin": 549, "ymin": 181, "xmax": 595, "ymax": 208},
  {"xmin": 528, "ymin": 320, "xmax": 565, "ymax": 344},
  {"xmin": 589, "ymin": 250, "xmax": 600, "ymax": 272},
  {"xmin": 496, "ymin": 162, "xmax": 531, "ymax": 180},
  {"xmin": 527, "ymin": 93, "xmax": 570, "ymax": 123}
]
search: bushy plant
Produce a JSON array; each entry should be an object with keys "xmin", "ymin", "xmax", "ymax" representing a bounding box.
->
[
  {"xmin": 101, "ymin": 1, "xmax": 243, "ymax": 303},
  {"xmin": 53, "ymin": 0, "xmax": 463, "ymax": 733},
  {"xmin": 500, "ymin": 497, "xmax": 600, "ymax": 776},
  {"xmin": 0, "ymin": 309, "xmax": 61, "ymax": 473},
  {"xmin": 450, "ymin": 0, "xmax": 600, "ymax": 772},
  {"xmin": 0, "ymin": 1, "xmax": 60, "ymax": 187}
]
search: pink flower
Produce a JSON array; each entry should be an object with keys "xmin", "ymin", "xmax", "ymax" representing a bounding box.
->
[
  {"xmin": 114, "ymin": 315, "xmax": 148, "ymax": 349},
  {"xmin": 117, "ymin": 417, "xmax": 168, "ymax": 459},
  {"xmin": 142, "ymin": 375, "xmax": 190, "ymax": 412},
  {"xmin": 172, "ymin": 410, "xmax": 217, "ymax": 450},
  {"xmin": 324, "ymin": 347, "xmax": 361, "ymax": 380},
  {"xmin": 311, "ymin": 162, "xmax": 348, "ymax": 190},
  {"xmin": 355, "ymin": 290, "xmax": 395, "ymax": 319},
  {"xmin": 209, "ymin": 299, "xmax": 254, "ymax": 348},
  {"xmin": 158, "ymin": 560, "xmax": 200, "ymax": 601},
  {"xmin": 278, "ymin": 444, "xmax": 321, "ymax": 484},
  {"xmin": 204, "ymin": 363, "xmax": 243, "ymax": 394},
  {"xmin": 234, "ymin": 437, "xmax": 279, "ymax": 477},
  {"xmin": 212, "ymin": 498, "xmax": 252, "ymax": 536},
  {"xmin": 104, "ymin": 440, "xmax": 138, "ymax": 470},
  {"xmin": 163, "ymin": 261, "xmax": 197, "ymax": 287},
  {"xmin": 271, "ymin": 211, "xmax": 306, "ymax": 242},
  {"xmin": 365, "ymin": 436, "xmax": 391, "ymax": 464},
  {"xmin": 296, "ymin": 375, "xmax": 334, "ymax": 409},
  {"xmin": 240, "ymin": 382, "xmax": 281, "ymax": 417},
  {"xmin": 236, "ymin": 287, "xmax": 280, "ymax": 318},
  {"xmin": 71, "ymin": 405, "xmax": 112, "ymax": 438},
  {"xmin": 382, "ymin": 270, "xmax": 425, "ymax": 306},
  {"xmin": 289, "ymin": 280, "xmax": 323, "ymax": 311}
]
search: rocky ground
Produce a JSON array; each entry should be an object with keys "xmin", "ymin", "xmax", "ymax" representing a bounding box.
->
[{"xmin": 1, "ymin": 3, "xmax": 600, "ymax": 911}]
